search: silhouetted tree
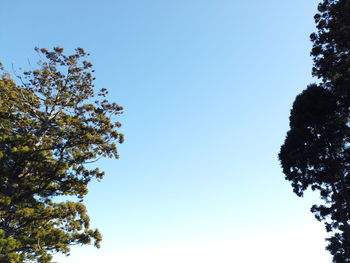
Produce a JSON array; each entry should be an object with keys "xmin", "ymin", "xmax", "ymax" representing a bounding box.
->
[
  {"xmin": 311, "ymin": 0, "xmax": 350, "ymax": 102},
  {"xmin": 0, "ymin": 47, "xmax": 124, "ymax": 262},
  {"xmin": 279, "ymin": 84, "xmax": 350, "ymax": 261},
  {"xmin": 280, "ymin": 0, "xmax": 350, "ymax": 262}
]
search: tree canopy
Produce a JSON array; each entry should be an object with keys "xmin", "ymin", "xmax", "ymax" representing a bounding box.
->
[
  {"xmin": 280, "ymin": 0, "xmax": 350, "ymax": 262},
  {"xmin": 280, "ymin": 83, "xmax": 350, "ymax": 261},
  {"xmin": 0, "ymin": 47, "xmax": 123, "ymax": 262}
]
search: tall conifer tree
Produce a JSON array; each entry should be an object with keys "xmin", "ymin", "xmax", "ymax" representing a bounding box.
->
[
  {"xmin": 280, "ymin": 0, "xmax": 350, "ymax": 261},
  {"xmin": 0, "ymin": 47, "xmax": 124, "ymax": 263}
]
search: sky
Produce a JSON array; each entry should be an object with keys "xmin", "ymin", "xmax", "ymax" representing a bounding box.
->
[{"xmin": 0, "ymin": 0, "xmax": 333, "ymax": 262}]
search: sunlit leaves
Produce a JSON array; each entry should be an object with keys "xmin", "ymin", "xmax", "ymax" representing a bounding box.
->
[{"xmin": 0, "ymin": 47, "xmax": 123, "ymax": 262}]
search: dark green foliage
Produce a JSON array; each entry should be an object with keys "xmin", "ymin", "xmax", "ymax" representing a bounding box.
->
[
  {"xmin": 280, "ymin": 84, "xmax": 350, "ymax": 261},
  {"xmin": 280, "ymin": 0, "xmax": 350, "ymax": 261},
  {"xmin": 311, "ymin": 0, "xmax": 350, "ymax": 102},
  {"xmin": 0, "ymin": 47, "xmax": 123, "ymax": 262},
  {"xmin": 280, "ymin": 84, "xmax": 345, "ymax": 195}
]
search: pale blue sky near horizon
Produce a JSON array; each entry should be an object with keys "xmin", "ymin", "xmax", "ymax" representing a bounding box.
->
[{"xmin": 1, "ymin": 1, "xmax": 332, "ymax": 262}]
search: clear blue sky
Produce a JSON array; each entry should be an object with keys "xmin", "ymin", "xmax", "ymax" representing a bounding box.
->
[{"xmin": 1, "ymin": 1, "xmax": 332, "ymax": 262}]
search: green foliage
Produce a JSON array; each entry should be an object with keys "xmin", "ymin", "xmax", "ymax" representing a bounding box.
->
[
  {"xmin": 0, "ymin": 47, "xmax": 123, "ymax": 262},
  {"xmin": 280, "ymin": 0, "xmax": 350, "ymax": 262}
]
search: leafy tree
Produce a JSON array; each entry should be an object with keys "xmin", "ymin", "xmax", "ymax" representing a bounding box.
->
[
  {"xmin": 279, "ymin": 84, "xmax": 350, "ymax": 261},
  {"xmin": 311, "ymin": 0, "xmax": 350, "ymax": 102},
  {"xmin": 280, "ymin": 0, "xmax": 350, "ymax": 262},
  {"xmin": 0, "ymin": 47, "xmax": 124, "ymax": 262}
]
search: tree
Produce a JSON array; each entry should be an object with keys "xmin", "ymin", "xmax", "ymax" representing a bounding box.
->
[
  {"xmin": 280, "ymin": 0, "xmax": 350, "ymax": 262},
  {"xmin": 0, "ymin": 47, "xmax": 124, "ymax": 263},
  {"xmin": 279, "ymin": 84, "xmax": 350, "ymax": 261},
  {"xmin": 311, "ymin": 0, "xmax": 350, "ymax": 102}
]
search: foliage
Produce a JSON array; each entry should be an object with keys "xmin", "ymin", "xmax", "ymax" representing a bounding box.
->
[
  {"xmin": 279, "ymin": 84, "xmax": 350, "ymax": 261},
  {"xmin": 311, "ymin": 0, "xmax": 350, "ymax": 101},
  {"xmin": 279, "ymin": 0, "xmax": 350, "ymax": 263},
  {"xmin": 0, "ymin": 47, "xmax": 123, "ymax": 262},
  {"xmin": 280, "ymin": 0, "xmax": 350, "ymax": 262}
]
